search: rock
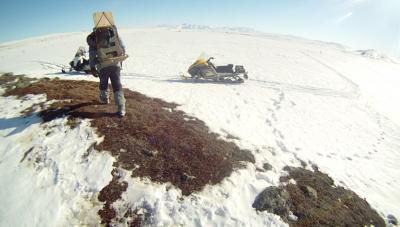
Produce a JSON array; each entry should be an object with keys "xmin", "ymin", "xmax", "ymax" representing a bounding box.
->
[
  {"xmin": 388, "ymin": 214, "xmax": 398, "ymax": 225},
  {"xmin": 256, "ymin": 167, "xmax": 265, "ymax": 172},
  {"xmin": 252, "ymin": 186, "xmax": 292, "ymax": 219},
  {"xmin": 142, "ymin": 149, "xmax": 158, "ymax": 157},
  {"xmin": 311, "ymin": 163, "xmax": 319, "ymax": 171},
  {"xmin": 300, "ymin": 185, "xmax": 318, "ymax": 200},
  {"xmin": 181, "ymin": 172, "xmax": 196, "ymax": 181},
  {"xmin": 263, "ymin": 162, "xmax": 273, "ymax": 171},
  {"xmin": 288, "ymin": 211, "xmax": 298, "ymax": 222},
  {"xmin": 299, "ymin": 159, "xmax": 307, "ymax": 168}
]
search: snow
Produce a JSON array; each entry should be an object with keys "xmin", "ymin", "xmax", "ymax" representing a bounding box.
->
[
  {"xmin": 111, "ymin": 168, "xmax": 285, "ymax": 226},
  {"xmin": 0, "ymin": 89, "xmax": 115, "ymax": 226},
  {"xmin": 355, "ymin": 49, "xmax": 398, "ymax": 63},
  {"xmin": 1, "ymin": 28, "xmax": 400, "ymax": 226}
]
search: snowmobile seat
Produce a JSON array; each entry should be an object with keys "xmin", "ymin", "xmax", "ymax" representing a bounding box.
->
[{"xmin": 216, "ymin": 64, "xmax": 234, "ymax": 73}]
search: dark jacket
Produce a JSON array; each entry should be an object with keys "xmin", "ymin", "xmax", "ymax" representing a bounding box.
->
[
  {"xmin": 86, "ymin": 32, "xmax": 98, "ymax": 69},
  {"xmin": 86, "ymin": 32, "xmax": 125, "ymax": 70}
]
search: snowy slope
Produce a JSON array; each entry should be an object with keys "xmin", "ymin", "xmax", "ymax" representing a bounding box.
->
[{"xmin": 0, "ymin": 28, "xmax": 400, "ymax": 226}]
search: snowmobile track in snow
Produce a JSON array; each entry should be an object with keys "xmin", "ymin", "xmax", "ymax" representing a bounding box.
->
[
  {"xmin": 31, "ymin": 60, "xmax": 69, "ymax": 70},
  {"xmin": 247, "ymin": 79, "xmax": 356, "ymax": 99},
  {"xmin": 246, "ymin": 52, "xmax": 360, "ymax": 99}
]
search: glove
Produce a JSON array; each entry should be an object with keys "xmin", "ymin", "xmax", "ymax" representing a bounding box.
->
[{"xmin": 91, "ymin": 67, "xmax": 98, "ymax": 77}]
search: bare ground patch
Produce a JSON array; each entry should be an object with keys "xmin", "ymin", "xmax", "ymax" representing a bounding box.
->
[
  {"xmin": 1, "ymin": 73, "xmax": 255, "ymax": 225},
  {"xmin": 0, "ymin": 72, "xmax": 37, "ymax": 93},
  {"xmin": 3, "ymin": 73, "xmax": 385, "ymax": 226},
  {"xmin": 98, "ymin": 169, "xmax": 129, "ymax": 226},
  {"xmin": 98, "ymin": 169, "xmax": 147, "ymax": 226},
  {"xmin": 1, "ymin": 73, "xmax": 254, "ymax": 197}
]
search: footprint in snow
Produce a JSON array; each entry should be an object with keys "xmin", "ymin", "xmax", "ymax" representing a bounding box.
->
[
  {"xmin": 271, "ymin": 113, "xmax": 277, "ymax": 122},
  {"xmin": 278, "ymin": 92, "xmax": 285, "ymax": 102},
  {"xmin": 267, "ymin": 146, "xmax": 277, "ymax": 156},
  {"xmin": 52, "ymin": 164, "xmax": 60, "ymax": 185},
  {"xmin": 273, "ymin": 128, "xmax": 284, "ymax": 139},
  {"xmin": 275, "ymin": 140, "xmax": 290, "ymax": 153}
]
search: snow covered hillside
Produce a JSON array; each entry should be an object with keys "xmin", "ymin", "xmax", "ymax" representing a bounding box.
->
[{"xmin": 0, "ymin": 28, "xmax": 400, "ymax": 226}]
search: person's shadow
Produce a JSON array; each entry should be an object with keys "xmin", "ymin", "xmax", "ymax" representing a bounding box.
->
[
  {"xmin": 40, "ymin": 102, "xmax": 117, "ymax": 122},
  {"xmin": 0, "ymin": 102, "xmax": 116, "ymax": 137},
  {"xmin": 45, "ymin": 71, "xmax": 90, "ymax": 76},
  {"xmin": 0, "ymin": 114, "xmax": 42, "ymax": 137}
]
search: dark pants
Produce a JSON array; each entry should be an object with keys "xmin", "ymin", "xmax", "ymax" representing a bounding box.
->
[{"xmin": 99, "ymin": 66, "xmax": 122, "ymax": 92}]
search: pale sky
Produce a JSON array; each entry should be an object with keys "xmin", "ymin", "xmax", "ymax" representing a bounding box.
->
[{"xmin": 0, "ymin": 0, "xmax": 399, "ymax": 57}]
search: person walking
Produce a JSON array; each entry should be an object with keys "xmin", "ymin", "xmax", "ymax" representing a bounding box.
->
[{"xmin": 87, "ymin": 12, "xmax": 128, "ymax": 117}]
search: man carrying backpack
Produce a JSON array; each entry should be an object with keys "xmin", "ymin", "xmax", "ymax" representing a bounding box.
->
[{"xmin": 87, "ymin": 12, "xmax": 128, "ymax": 117}]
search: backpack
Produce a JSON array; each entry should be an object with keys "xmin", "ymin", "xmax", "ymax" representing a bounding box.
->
[{"xmin": 93, "ymin": 12, "xmax": 128, "ymax": 65}]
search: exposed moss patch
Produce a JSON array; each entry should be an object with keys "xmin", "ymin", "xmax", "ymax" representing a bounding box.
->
[
  {"xmin": 2, "ymin": 74, "xmax": 254, "ymax": 196},
  {"xmin": 0, "ymin": 73, "xmax": 37, "ymax": 93},
  {"xmin": 98, "ymin": 169, "xmax": 128, "ymax": 226}
]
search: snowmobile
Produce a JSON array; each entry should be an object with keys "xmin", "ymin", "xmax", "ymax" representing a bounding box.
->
[
  {"xmin": 184, "ymin": 53, "xmax": 248, "ymax": 83},
  {"xmin": 61, "ymin": 46, "xmax": 91, "ymax": 74}
]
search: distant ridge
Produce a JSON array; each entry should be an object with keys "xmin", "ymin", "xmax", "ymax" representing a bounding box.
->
[{"xmin": 158, "ymin": 23, "xmax": 258, "ymax": 33}]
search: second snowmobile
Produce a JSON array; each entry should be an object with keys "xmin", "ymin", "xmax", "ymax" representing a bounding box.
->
[
  {"xmin": 184, "ymin": 53, "xmax": 248, "ymax": 83},
  {"xmin": 62, "ymin": 46, "xmax": 91, "ymax": 74}
]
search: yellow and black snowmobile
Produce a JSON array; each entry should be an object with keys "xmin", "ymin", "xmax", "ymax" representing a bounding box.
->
[{"xmin": 184, "ymin": 53, "xmax": 248, "ymax": 83}]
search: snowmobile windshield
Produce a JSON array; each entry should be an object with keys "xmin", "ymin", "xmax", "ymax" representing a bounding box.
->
[
  {"xmin": 196, "ymin": 52, "xmax": 209, "ymax": 63},
  {"xmin": 188, "ymin": 52, "xmax": 210, "ymax": 71},
  {"xmin": 191, "ymin": 52, "xmax": 210, "ymax": 66}
]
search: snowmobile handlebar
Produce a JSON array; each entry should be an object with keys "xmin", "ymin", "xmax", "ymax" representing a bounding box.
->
[{"xmin": 207, "ymin": 57, "xmax": 214, "ymax": 63}]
